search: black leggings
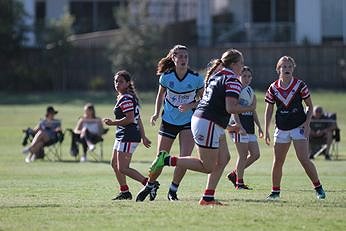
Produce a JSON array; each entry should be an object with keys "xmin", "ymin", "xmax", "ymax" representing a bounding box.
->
[{"xmin": 70, "ymin": 130, "xmax": 102, "ymax": 156}]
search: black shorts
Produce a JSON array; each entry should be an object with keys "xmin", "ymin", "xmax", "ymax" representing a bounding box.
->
[{"xmin": 159, "ymin": 120, "xmax": 191, "ymax": 139}]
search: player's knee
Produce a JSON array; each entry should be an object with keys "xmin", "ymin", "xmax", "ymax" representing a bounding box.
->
[
  {"xmin": 202, "ymin": 162, "xmax": 216, "ymax": 173},
  {"xmin": 110, "ymin": 159, "xmax": 117, "ymax": 170},
  {"xmin": 118, "ymin": 165, "xmax": 129, "ymax": 174},
  {"xmin": 252, "ymin": 152, "xmax": 260, "ymax": 160}
]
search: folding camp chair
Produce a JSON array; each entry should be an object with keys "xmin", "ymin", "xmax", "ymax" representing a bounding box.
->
[
  {"xmin": 22, "ymin": 128, "xmax": 64, "ymax": 161},
  {"xmin": 43, "ymin": 131, "xmax": 64, "ymax": 161},
  {"xmin": 309, "ymin": 113, "xmax": 340, "ymax": 160},
  {"xmin": 66, "ymin": 128, "xmax": 108, "ymax": 162}
]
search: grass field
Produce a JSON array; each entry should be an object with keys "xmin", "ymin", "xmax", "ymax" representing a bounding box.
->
[{"xmin": 0, "ymin": 90, "xmax": 345, "ymax": 231}]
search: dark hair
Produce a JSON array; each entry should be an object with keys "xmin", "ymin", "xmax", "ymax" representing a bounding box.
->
[
  {"xmin": 114, "ymin": 70, "xmax": 139, "ymax": 102},
  {"xmin": 156, "ymin": 45, "xmax": 188, "ymax": 75},
  {"xmin": 46, "ymin": 106, "xmax": 58, "ymax": 117},
  {"xmin": 242, "ymin": 66, "xmax": 252, "ymax": 74},
  {"xmin": 205, "ymin": 49, "xmax": 243, "ymax": 84}
]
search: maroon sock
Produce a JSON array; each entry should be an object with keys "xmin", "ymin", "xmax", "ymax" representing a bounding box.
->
[
  {"xmin": 202, "ymin": 189, "xmax": 215, "ymax": 202},
  {"xmin": 142, "ymin": 177, "xmax": 148, "ymax": 186},
  {"xmin": 170, "ymin": 156, "xmax": 177, "ymax": 166},
  {"xmin": 313, "ymin": 180, "xmax": 321, "ymax": 188},
  {"xmin": 120, "ymin": 185, "xmax": 129, "ymax": 192}
]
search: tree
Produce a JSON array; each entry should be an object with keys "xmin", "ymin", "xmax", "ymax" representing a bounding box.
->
[
  {"xmin": 43, "ymin": 12, "xmax": 75, "ymax": 91},
  {"xmin": 108, "ymin": 0, "xmax": 163, "ymax": 90},
  {"xmin": 0, "ymin": 0, "xmax": 29, "ymax": 91}
]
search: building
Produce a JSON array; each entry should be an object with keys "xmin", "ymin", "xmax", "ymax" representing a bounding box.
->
[{"xmin": 20, "ymin": 0, "xmax": 346, "ymax": 46}]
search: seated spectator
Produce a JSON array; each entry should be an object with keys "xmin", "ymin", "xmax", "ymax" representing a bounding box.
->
[
  {"xmin": 70, "ymin": 103, "xmax": 105, "ymax": 162},
  {"xmin": 309, "ymin": 106, "xmax": 337, "ymax": 160},
  {"xmin": 22, "ymin": 106, "xmax": 62, "ymax": 163}
]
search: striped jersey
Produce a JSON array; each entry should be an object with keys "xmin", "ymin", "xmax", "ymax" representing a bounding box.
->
[
  {"xmin": 160, "ymin": 69, "xmax": 204, "ymax": 125},
  {"xmin": 265, "ymin": 77, "xmax": 310, "ymax": 130},
  {"xmin": 194, "ymin": 68, "xmax": 242, "ymax": 129},
  {"xmin": 113, "ymin": 94, "xmax": 141, "ymax": 142}
]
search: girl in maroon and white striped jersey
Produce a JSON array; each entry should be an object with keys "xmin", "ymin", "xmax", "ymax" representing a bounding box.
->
[
  {"xmin": 103, "ymin": 70, "xmax": 153, "ymax": 200},
  {"xmin": 137, "ymin": 49, "xmax": 256, "ymax": 205},
  {"xmin": 264, "ymin": 56, "xmax": 326, "ymax": 200}
]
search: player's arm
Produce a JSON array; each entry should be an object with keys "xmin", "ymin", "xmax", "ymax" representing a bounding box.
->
[
  {"xmin": 231, "ymin": 114, "xmax": 246, "ymax": 134},
  {"xmin": 74, "ymin": 118, "xmax": 83, "ymax": 134},
  {"xmin": 253, "ymin": 98, "xmax": 264, "ymax": 138},
  {"xmin": 179, "ymin": 88, "xmax": 204, "ymax": 112},
  {"xmin": 225, "ymin": 95, "xmax": 256, "ymax": 114},
  {"xmin": 138, "ymin": 116, "xmax": 151, "ymax": 148},
  {"xmin": 151, "ymin": 85, "xmax": 166, "ymax": 126},
  {"xmin": 303, "ymin": 96, "xmax": 313, "ymax": 137},
  {"xmin": 103, "ymin": 110, "xmax": 134, "ymax": 126},
  {"xmin": 264, "ymin": 102, "xmax": 274, "ymax": 145}
]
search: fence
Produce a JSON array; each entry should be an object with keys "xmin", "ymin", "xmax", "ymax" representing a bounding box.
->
[
  {"xmin": 3, "ymin": 44, "xmax": 346, "ymax": 92},
  {"xmin": 189, "ymin": 44, "xmax": 346, "ymax": 90}
]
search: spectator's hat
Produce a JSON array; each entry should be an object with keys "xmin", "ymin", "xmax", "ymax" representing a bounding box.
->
[
  {"xmin": 46, "ymin": 106, "xmax": 58, "ymax": 115},
  {"xmin": 314, "ymin": 105, "xmax": 323, "ymax": 114}
]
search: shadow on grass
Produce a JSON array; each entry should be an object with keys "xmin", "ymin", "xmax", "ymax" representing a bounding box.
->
[
  {"xmin": 1, "ymin": 204, "xmax": 61, "ymax": 209},
  {"xmin": 0, "ymin": 91, "xmax": 115, "ymax": 105},
  {"xmin": 40, "ymin": 159, "xmax": 152, "ymax": 165},
  {"xmin": 0, "ymin": 91, "xmax": 156, "ymax": 105},
  {"xmin": 231, "ymin": 198, "xmax": 287, "ymax": 204}
]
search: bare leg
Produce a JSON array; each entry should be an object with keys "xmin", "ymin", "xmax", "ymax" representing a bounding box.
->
[
  {"xmin": 117, "ymin": 151, "xmax": 147, "ymax": 183},
  {"xmin": 148, "ymin": 135, "xmax": 174, "ymax": 182},
  {"xmin": 272, "ymin": 142, "xmax": 290, "ymax": 188},
  {"xmin": 111, "ymin": 150, "xmax": 126, "ymax": 187},
  {"xmin": 293, "ymin": 140, "xmax": 319, "ymax": 183},
  {"xmin": 205, "ymin": 135, "xmax": 230, "ymax": 190},
  {"xmin": 234, "ymin": 142, "xmax": 249, "ymax": 182},
  {"xmin": 28, "ymin": 131, "xmax": 49, "ymax": 160},
  {"xmin": 172, "ymin": 129, "xmax": 195, "ymax": 184},
  {"xmin": 244, "ymin": 141, "xmax": 260, "ymax": 169}
]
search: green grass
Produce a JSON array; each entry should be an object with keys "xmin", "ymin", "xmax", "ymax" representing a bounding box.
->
[{"xmin": 0, "ymin": 90, "xmax": 345, "ymax": 231}]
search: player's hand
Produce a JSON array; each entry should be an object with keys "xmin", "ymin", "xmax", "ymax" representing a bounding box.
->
[
  {"xmin": 150, "ymin": 114, "xmax": 159, "ymax": 126},
  {"xmin": 250, "ymin": 96, "xmax": 257, "ymax": 111},
  {"xmin": 258, "ymin": 127, "xmax": 264, "ymax": 138},
  {"xmin": 265, "ymin": 132, "xmax": 271, "ymax": 146},
  {"xmin": 178, "ymin": 104, "xmax": 191, "ymax": 112},
  {"xmin": 303, "ymin": 126, "xmax": 310, "ymax": 138},
  {"xmin": 142, "ymin": 136, "xmax": 152, "ymax": 148},
  {"xmin": 227, "ymin": 123, "xmax": 240, "ymax": 133},
  {"xmin": 103, "ymin": 118, "xmax": 113, "ymax": 126}
]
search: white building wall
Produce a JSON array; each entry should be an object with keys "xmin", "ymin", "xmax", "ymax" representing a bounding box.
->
[
  {"xmin": 296, "ymin": 0, "xmax": 322, "ymax": 44},
  {"xmin": 321, "ymin": 0, "xmax": 343, "ymax": 38},
  {"xmin": 20, "ymin": 0, "xmax": 35, "ymax": 46},
  {"xmin": 344, "ymin": 0, "xmax": 346, "ymax": 43},
  {"xmin": 46, "ymin": 0, "xmax": 69, "ymax": 20},
  {"xmin": 228, "ymin": 0, "xmax": 251, "ymax": 25}
]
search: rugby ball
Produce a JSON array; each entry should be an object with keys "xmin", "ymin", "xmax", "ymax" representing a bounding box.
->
[{"xmin": 239, "ymin": 86, "xmax": 254, "ymax": 106}]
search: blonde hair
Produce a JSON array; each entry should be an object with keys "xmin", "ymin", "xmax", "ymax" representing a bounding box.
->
[
  {"xmin": 276, "ymin": 56, "xmax": 296, "ymax": 74},
  {"xmin": 205, "ymin": 49, "xmax": 243, "ymax": 84},
  {"xmin": 84, "ymin": 103, "xmax": 96, "ymax": 118},
  {"xmin": 156, "ymin": 45, "xmax": 188, "ymax": 75}
]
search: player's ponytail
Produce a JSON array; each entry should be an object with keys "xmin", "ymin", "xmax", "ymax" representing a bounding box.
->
[
  {"xmin": 206, "ymin": 59, "xmax": 223, "ymax": 84},
  {"xmin": 205, "ymin": 49, "xmax": 243, "ymax": 85},
  {"xmin": 156, "ymin": 45, "xmax": 188, "ymax": 75}
]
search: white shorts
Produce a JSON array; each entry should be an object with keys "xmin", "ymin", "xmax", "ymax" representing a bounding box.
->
[
  {"xmin": 274, "ymin": 126, "xmax": 307, "ymax": 143},
  {"xmin": 113, "ymin": 140, "xmax": 139, "ymax": 154},
  {"xmin": 230, "ymin": 132, "xmax": 257, "ymax": 143},
  {"xmin": 191, "ymin": 116, "xmax": 225, "ymax": 149}
]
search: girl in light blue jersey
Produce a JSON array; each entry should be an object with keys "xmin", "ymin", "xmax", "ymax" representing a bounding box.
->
[{"xmin": 136, "ymin": 45, "xmax": 204, "ymax": 201}]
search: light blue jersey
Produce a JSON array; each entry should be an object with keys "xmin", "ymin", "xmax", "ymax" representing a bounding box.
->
[{"xmin": 160, "ymin": 69, "xmax": 204, "ymax": 125}]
